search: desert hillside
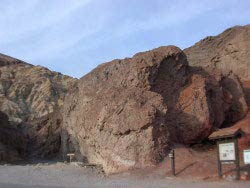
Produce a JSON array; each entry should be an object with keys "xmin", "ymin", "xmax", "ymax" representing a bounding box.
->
[
  {"xmin": 0, "ymin": 25, "xmax": 250, "ymax": 178},
  {"xmin": 0, "ymin": 53, "xmax": 76, "ymax": 124},
  {"xmin": 0, "ymin": 53, "xmax": 76, "ymax": 161},
  {"xmin": 184, "ymin": 25, "xmax": 250, "ymax": 81}
]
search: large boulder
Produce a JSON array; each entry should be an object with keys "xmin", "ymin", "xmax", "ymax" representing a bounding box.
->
[{"xmin": 62, "ymin": 46, "xmax": 247, "ymax": 173}]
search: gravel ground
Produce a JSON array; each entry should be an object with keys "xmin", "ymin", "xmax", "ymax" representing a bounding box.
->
[{"xmin": 0, "ymin": 162, "xmax": 250, "ymax": 188}]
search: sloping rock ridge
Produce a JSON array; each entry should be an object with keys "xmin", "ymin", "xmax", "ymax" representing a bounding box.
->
[
  {"xmin": 62, "ymin": 46, "xmax": 247, "ymax": 173},
  {"xmin": 0, "ymin": 53, "xmax": 76, "ymax": 124},
  {"xmin": 0, "ymin": 53, "xmax": 76, "ymax": 161},
  {"xmin": 184, "ymin": 25, "xmax": 250, "ymax": 81}
]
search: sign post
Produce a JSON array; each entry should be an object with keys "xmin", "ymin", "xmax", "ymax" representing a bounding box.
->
[
  {"xmin": 216, "ymin": 139, "xmax": 240, "ymax": 180},
  {"xmin": 244, "ymin": 150, "xmax": 250, "ymax": 164},
  {"xmin": 209, "ymin": 128, "xmax": 244, "ymax": 181}
]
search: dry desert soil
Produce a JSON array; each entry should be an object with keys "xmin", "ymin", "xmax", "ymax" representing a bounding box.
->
[{"xmin": 0, "ymin": 161, "xmax": 249, "ymax": 188}]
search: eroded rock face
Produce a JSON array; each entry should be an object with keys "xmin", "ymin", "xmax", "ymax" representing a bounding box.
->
[
  {"xmin": 62, "ymin": 46, "xmax": 247, "ymax": 173},
  {"xmin": 24, "ymin": 110, "xmax": 62, "ymax": 159},
  {"xmin": 221, "ymin": 73, "xmax": 248, "ymax": 125},
  {"xmin": 185, "ymin": 24, "xmax": 250, "ymax": 125},
  {"xmin": 0, "ymin": 111, "xmax": 27, "ymax": 162},
  {"xmin": 0, "ymin": 53, "xmax": 76, "ymax": 162},
  {"xmin": 184, "ymin": 25, "xmax": 250, "ymax": 81},
  {"xmin": 0, "ymin": 53, "xmax": 76, "ymax": 124}
]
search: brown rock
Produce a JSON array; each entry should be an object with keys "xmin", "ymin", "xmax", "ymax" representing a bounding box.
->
[
  {"xmin": 0, "ymin": 111, "xmax": 27, "ymax": 162},
  {"xmin": 221, "ymin": 73, "xmax": 248, "ymax": 125},
  {"xmin": 184, "ymin": 25, "xmax": 250, "ymax": 81},
  {"xmin": 62, "ymin": 46, "xmax": 246, "ymax": 173},
  {"xmin": 25, "ymin": 110, "xmax": 62, "ymax": 159},
  {"xmin": 185, "ymin": 25, "xmax": 250, "ymax": 124}
]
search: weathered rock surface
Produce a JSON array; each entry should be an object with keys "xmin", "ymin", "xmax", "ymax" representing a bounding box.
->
[
  {"xmin": 0, "ymin": 111, "xmax": 27, "ymax": 162},
  {"xmin": 62, "ymin": 46, "xmax": 247, "ymax": 173},
  {"xmin": 24, "ymin": 110, "xmax": 62, "ymax": 159},
  {"xmin": 0, "ymin": 53, "xmax": 76, "ymax": 161},
  {"xmin": 221, "ymin": 73, "xmax": 248, "ymax": 125},
  {"xmin": 184, "ymin": 25, "xmax": 250, "ymax": 124},
  {"xmin": 184, "ymin": 25, "xmax": 250, "ymax": 81},
  {"xmin": 0, "ymin": 53, "xmax": 76, "ymax": 124}
]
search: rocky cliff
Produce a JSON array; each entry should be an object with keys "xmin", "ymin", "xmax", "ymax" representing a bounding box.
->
[
  {"xmin": 1, "ymin": 25, "xmax": 249, "ymax": 173},
  {"xmin": 0, "ymin": 111, "xmax": 27, "ymax": 162},
  {"xmin": 184, "ymin": 25, "xmax": 250, "ymax": 81},
  {"xmin": 0, "ymin": 53, "xmax": 76, "ymax": 124},
  {"xmin": 0, "ymin": 53, "xmax": 76, "ymax": 161},
  {"xmin": 62, "ymin": 46, "xmax": 247, "ymax": 173}
]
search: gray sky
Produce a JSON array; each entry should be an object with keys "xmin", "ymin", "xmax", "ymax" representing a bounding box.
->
[{"xmin": 0, "ymin": 0, "xmax": 250, "ymax": 78}]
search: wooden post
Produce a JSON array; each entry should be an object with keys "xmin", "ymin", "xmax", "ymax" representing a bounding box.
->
[
  {"xmin": 209, "ymin": 127, "xmax": 244, "ymax": 181},
  {"xmin": 235, "ymin": 139, "xmax": 240, "ymax": 180},
  {"xmin": 216, "ymin": 141, "xmax": 222, "ymax": 178},
  {"xmin": 67, "ymin": 153, "xmax": 75, "ymax": 163}
]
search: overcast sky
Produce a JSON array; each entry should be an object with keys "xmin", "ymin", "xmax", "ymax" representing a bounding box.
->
[{"xmin": 0, "ymin": 0, "xmax": 250, "ymax": 78}]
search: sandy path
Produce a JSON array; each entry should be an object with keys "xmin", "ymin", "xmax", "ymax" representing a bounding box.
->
[{"xmin": 0, "ymin": 163, "xmax": 249, "ymax": 188}]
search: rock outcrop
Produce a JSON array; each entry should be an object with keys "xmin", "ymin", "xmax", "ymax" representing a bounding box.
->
[
  {"xmin": 0, "ymin": 53, "xmax": 76, "ymax": 124},
  {"xmin": 24, "ymin": 110, "xmax": 62, "ymax": 159},
  {"xmin": 0, "ymin": 53, "xmax": 76, "ymax": 161},
  {"xmin": 62, "ymin": 46, "xmax": 247, "ymax": 173},
  {"xmin": 184, "ymin": 25, "xmax": 250, "ymax": 81},
  {"xmin": 0, "ymin": 25, "xmax": 249, "ymax": 172},
  {"xmin": 0, "ymin": 111, "xmax": 27, "ymax": 162}
]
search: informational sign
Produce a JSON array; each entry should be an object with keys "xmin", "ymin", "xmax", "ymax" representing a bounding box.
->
[
  {"xmin": 244, "ymin": 150, "xmax": 250, "ymax": 164},
  {"xmin": 219, "ymin": 142, "xmax": 235, "ymax": 161}
]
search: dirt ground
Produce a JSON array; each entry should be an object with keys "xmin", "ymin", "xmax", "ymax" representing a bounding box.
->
[{"xmin": 0, "ymin": 160, "xmax": 250, "ymax": 188}]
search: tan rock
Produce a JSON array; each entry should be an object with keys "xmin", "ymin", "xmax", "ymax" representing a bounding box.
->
[{"xmin": 0, "ymin": 53, "xmax": 76, "ymax": 124}]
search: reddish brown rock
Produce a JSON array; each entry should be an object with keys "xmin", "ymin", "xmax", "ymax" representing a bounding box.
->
[
  {"xmin": 184, "ymin": 25, "xmax": 250, "ymax": 124},
  {"xmin": 184, "ymin": 25, "xmax": 250, "ymax": 81},
  {"xmin": 221, "ymin": 73, "xmax": 248, "ymax": 125},
  {"xmin": 62, "ymin": 46, "xmax": 247, "ymax": 173},
  {"xmin": 243, "ymin": 81, "xmax": 250, "ymax": 105}
]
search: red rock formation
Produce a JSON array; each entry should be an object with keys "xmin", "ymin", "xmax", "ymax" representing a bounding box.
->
[
  {"xmin": 184, "ymin": 25, "xmax": 250, "ymax": 81},
  {"xmin": 62, "ymin": 46, "xmax": 247, "ymax": 173}
]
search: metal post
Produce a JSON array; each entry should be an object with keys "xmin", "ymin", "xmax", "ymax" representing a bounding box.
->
[{"xmin": 169, "ymin": 149, "xmax": 175, "ymax": 176}]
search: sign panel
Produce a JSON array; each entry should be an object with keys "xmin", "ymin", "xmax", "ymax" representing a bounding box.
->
[
  {"xmin": 219, "ymin": 142, "xmax": 235, "ymax": 161},
  {"xmin": 244, "ymin": 150, "xmax": 250, "ymax": 164}
]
